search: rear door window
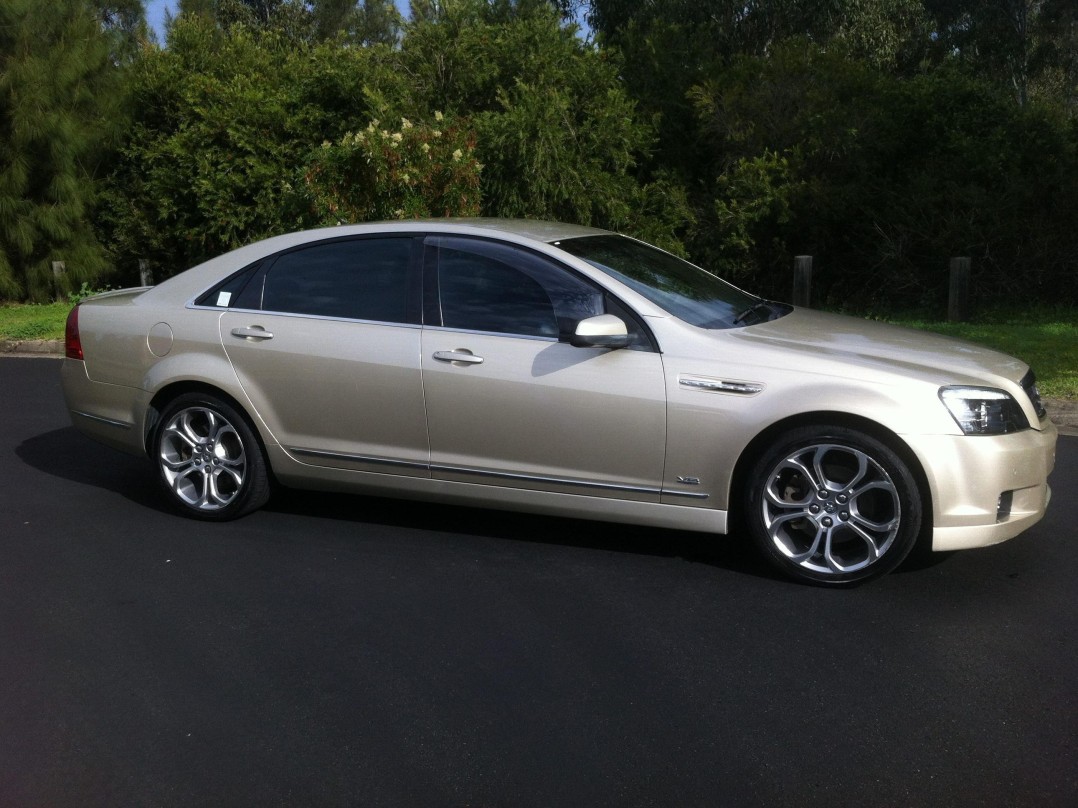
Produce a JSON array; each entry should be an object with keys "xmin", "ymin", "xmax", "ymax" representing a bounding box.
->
[{"xmin": 260, "ymin": 237, "xmax": 418, "ymax": 324}]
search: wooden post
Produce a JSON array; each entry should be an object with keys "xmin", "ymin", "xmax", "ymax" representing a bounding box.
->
[
  {"xmin": 139, "ymin": 258, "xmax": 152, "ymax": 287},
  {"xmin": 793, "ymin": 255, "xmax": 813, "ymax": 308},
  {"xmin": 948, "ymin": 257, "xmax": 971, "ymax": 322},
  {"xmin": 52, "ymin": 261, "xmax": 66, "ymax": 301}
]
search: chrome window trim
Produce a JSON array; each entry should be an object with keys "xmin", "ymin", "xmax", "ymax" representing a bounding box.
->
[
  {"xmin": 421, "ymin": 324, "xmax": 559, "ymax": 343},
  {"xmin": 186, "ymin": 302, "xmax": 424, "ymax": 330}
]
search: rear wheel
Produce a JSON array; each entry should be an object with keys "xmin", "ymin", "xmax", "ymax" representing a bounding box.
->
[
  {"xmin": 154, "ymin": 392, "xmax": 270, "ymax": 520},
  {"xmin": 744, "ymin": 426, "xmax": 923, "ymax": 585}
]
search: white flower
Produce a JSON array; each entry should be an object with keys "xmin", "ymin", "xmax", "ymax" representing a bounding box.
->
[
  {"xmin": 434, "ymin": 110, "xmax": 444, "ymax": 122},
  {"xmin": 321, "ymin": 139, "xmax": 331, "ymax": 149},
  {"xmin": 421, "ymin": 143, "xmax": 430, "ymax": 154},
  {"xmin": 391, "ymin": 132, "xmax": 403, "ymax": 143},
  {"xmin": 401, "ymin": 117, "xmax": 413, "ymax": 129},
  {"xmin": 452, "ymin": 149, "xmax": 463, "ymax": 161},
  {"xmin": 432, "ymin": 130, "xmax": 442, "ymax": 138}
]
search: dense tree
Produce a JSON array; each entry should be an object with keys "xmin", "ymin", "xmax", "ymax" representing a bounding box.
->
[
  {"xmin": 100, "ymin": 10, "xmax": 485, "ymax": 277},
  {"xmin": 310, "ymin": 0, "xmax": 402, "ymax": 44},
  {"xmin": 689, "ymin": 41, "xmax": 1078, "ymax": 308},
  {"xmin": 923, "ymin": 0, "xmax": 1078, "ymax": 107},
  {"xmin": 397, "ymin": 0, "xmax": 689, "ymax": 243},
  {"xmin": 177, "ymin": 0, "xmax": 215, "ymax": 17},
  {"xmin": 0, "ymin": 0, "xmax": 123, "ymax": 300},
  {"xmin": 174, "ymin": 0, "xmax": 402, "ymax": 44},
  {"xmin": 97, "ymin": 1, "xmax": 152, "ymax": 59},
  {"xmin": 100, "ymin": 14, "xmax": 396, "ymax": 275},
  {"xmin": 99, "ymin": 0, "xmax": 689, "ymax": 279}
]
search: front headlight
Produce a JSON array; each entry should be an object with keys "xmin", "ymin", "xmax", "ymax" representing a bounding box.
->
[{"xmin": 939, "ymin": 387, "xmax": 1030, "ymax": 435}]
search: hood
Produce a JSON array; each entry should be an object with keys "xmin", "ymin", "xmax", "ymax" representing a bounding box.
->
[{"xmin": 734, "ymin": 308, "xmax": 1028, "ymax": 386}]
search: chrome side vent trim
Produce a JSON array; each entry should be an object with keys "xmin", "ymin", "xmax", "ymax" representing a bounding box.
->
[{"xmin": 679, "ymin": 376, "xmax": 764, "ymax": 395}]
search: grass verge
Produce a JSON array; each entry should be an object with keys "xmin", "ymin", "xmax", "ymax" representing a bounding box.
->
[{"xmin": 0, "ymin": 301, "xmax": 71, "ymax": 342}]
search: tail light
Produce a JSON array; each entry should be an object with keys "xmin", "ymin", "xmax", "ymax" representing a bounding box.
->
[{"xmin": 65, "ymin": 305, "xmax": 83, "ymax": 360}]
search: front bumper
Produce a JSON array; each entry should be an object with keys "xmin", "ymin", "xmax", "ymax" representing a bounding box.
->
[{"xmin": 904, "ymin": 421, "xmax": 1057, "ymax": 552}]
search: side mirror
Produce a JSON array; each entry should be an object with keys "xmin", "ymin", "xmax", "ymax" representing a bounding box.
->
[{"xmin": 570, "ymin": 314, "xmax": 631, "ymax": 349}]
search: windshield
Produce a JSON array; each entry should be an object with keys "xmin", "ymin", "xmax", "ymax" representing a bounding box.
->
[{"xmin": 554, "ymin": 234, "xmax": 784, "ymax": 329}]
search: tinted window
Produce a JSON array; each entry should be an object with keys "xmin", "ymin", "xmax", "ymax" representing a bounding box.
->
[
  {"xmin": 261, "ymin": 238, "xmax": 414, "ymax": 323},
  {"xmin": 436, "ymin": 248, "xmax": 558, "ymax": 337},
  {"xmin": 195, "ymin": 261, "xmax": 262, "ymax": 308},
  {"xmin": 428, "ymin": 238, "xmax": 604, "ymax": 339}
]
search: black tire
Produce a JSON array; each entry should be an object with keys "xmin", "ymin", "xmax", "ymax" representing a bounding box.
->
[
  {"xmin": 153, "ymin": 392, "xmax": 271, "ymax": 521},
  {"xmin": 743, "ymin": 425, "xmax": 923, "ymax": 585}
]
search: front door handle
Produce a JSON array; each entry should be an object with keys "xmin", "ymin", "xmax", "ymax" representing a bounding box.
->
[
  {"xmin": 433, "ymin": 349, "xmax": 484, "ymax": 365},
  {"xmin": 230, "ymin": 326, "xmax": 274, "ymax": 341}
]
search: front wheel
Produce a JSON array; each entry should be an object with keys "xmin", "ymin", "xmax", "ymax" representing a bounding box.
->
[
  {"xmin": 154, "ymin": 392, "xmax": 270, "ymax": 520},
  {"xmin": 743, "ymin": 426, "xmax": 923, "ymax": 585}
]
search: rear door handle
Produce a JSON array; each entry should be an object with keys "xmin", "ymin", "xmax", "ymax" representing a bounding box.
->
[
  {"xmin": 433, "ymin": 350, "xmax": 484, "ymax": 365},
  {"xmin": 230, "ymin": 326, "xmax": 274, "ymax": 341}
]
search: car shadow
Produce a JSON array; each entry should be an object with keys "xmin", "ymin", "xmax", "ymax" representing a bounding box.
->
[
  {"xmin": 264, "ymin": 486, "xmax": 780, "ymax": 582},
  {"xmin": 16, "ymin": 426, "xmax": 170, "ymax": 514}
]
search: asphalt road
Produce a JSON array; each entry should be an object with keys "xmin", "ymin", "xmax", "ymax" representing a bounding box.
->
[{"xmin": 2, "ymin": 356, "xmax": 1076, "ymax": 807}]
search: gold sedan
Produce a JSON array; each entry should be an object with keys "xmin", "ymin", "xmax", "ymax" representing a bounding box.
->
[{"xmin": 61, "ymin": 220, "xmax": 1057, "ymax": 584}]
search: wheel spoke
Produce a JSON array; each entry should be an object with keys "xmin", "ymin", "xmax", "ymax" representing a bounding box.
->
[
  {"xmin": 850, "ymin": 511, "xmax": 898, "ymax": 533},
  {"xmin": 196, "ymin": 471, "xmax": 214, "ymax": 508},
  {"xmin": 764, "ymin": 484, "xmax": 811, "ymax": 508},
  {"xmin": 218, "ymin": 465, "xmax": 244, "ymax": 487},
  {"xmin": 783, "ymin": 454, "xmax": 822, "ymax": 491},
  {"xmin": 206, "ymin": 470, "xmax": 233, "ymax": 507},
  {"xmin": 162, "ymin": 456, "xmax": 196, "ymax": 474},
  {"xmin": 851, "ymin": 479, "xmax": 894, "ymax": 498},
  {"xmin": 811, "ymin": 446, "xmax": 833, "ymax": 490},
  {"xmin": 787, "ymin": 525, "xmax": 826, "ymax": 564},
  {"xmin": 178, "ymin": 410, "xmax": 205, "ymax": 444},
  {"xmin": 210, "ymin": 422, "xmax": 235, "ymax": 448},
  {"xmin": 846, "ymin": 522, "xmax": 882, "ymax": 559},
  {"xmin": 162, "ymin": 424, "xmax": 197, "ymax": 451},
  {"xmin": 171, "ymin": 465, "xmax": 204, "ymax": 505}
]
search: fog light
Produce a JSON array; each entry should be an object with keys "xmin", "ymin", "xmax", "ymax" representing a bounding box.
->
[{"xmin": 997, "ymin": 491, "xmax": 1014, "ymax": 522}]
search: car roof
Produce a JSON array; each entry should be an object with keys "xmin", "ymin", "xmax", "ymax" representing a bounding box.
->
[{"xmin": 351, "ymin": 218, "xmax": 611, "ymax": 243}]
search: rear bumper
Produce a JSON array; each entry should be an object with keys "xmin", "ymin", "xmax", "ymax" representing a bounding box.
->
[{"xmin": 61, "ymin": 358, "xmax": 149, "ymax": 457}]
